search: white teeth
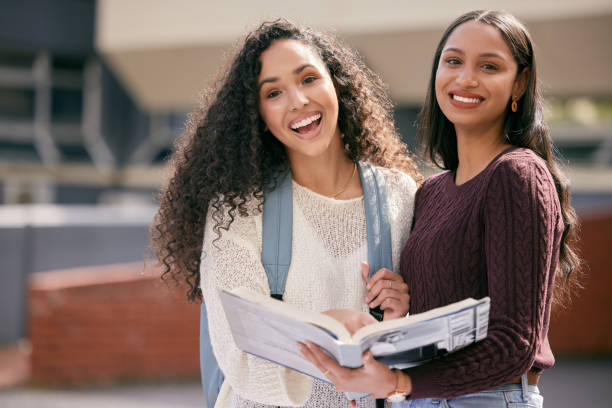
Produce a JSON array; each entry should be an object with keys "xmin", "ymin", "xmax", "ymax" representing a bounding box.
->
[
  {"xmin": 453, "ymin": 94, "xmax": 482, "ymax": 104},
  {"xmin": 290, "ymin": 113, "xmax": 321, "ymax": 130}
]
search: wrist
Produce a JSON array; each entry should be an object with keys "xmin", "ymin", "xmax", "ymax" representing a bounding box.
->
[
  {"xmin": 382, "ymin": 367, "xmax": 396, "ymax": 397},
  {"xmin": 385, "ymin": 369, "xmax": 412, "ymax": 403},
  {"xmin": 404, "ymin": 372, "xmax": 412, "ymax": 396}
]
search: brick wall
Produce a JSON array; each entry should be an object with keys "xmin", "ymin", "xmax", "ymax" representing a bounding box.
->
[
  {"xmin": 548, "ymin": 210, "xmax": 612, "ymax": 355},
  {"xmin": 28, "ymin": 262, "xmax": 200, "ymax": 386}
]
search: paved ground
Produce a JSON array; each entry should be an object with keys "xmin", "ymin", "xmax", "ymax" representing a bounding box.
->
[
  {"xmin": 0, "ymin": 357, "xmax": 610, "ymax": 407},
  {"xmin": 0, "ymin": 382, "xmax": 205, "ymax": 408}
]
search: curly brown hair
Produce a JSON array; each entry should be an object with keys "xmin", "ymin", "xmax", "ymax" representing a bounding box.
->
[{"xmin": 151, "ymin": 20, "xmax": 421, "ymax": 302}]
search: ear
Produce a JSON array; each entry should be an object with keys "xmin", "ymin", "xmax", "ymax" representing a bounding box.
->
[{"xmin": 512, "ymin": 67, "xmax": 530, "ymax": 100}]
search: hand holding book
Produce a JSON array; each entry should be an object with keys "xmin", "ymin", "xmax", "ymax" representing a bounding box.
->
[
  {"xmin": 220, "ymin": 286, "xmax": 490, "ymax": 381},
  {"xmin": 298, "ymin": 341, "xmax": 402, "ymax": 401}
]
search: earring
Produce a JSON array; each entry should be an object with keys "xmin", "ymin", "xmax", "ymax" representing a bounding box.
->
[{"xmin": 511, "ymin": 97, "xmax": 518, "ymax": 113}]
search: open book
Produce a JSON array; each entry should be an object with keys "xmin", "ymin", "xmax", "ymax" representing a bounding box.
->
[{"xmin": 220, "ymin": 286, "xmax": 490, "ymax": 383}]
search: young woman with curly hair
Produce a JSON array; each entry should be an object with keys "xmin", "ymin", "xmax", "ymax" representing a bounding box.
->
[
  {"xmin": 151, "ymin": 20, "xmax": 421, "ymax": 407},
  {"xmin": 301, "ymin": 10, "xmax": 581, "ymax": 408}
]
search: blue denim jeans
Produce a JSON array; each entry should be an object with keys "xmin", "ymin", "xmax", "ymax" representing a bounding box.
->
[{"xmin": 394, "ymin": 375, "xmax": 543, "ymax": 408}]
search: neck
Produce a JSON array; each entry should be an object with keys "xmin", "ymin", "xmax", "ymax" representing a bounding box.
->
[
  {"xmin": 454, "ymin": 123, "xmax": 511, "ymax": 185},
  {"xmin": 288, "ymin": 136, "xmax": 360, "ymax": 199}
]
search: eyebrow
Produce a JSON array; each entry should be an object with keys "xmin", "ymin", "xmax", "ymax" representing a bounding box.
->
[
  {"xmin": 442, "ymin": 47, "xmax": 506, "ymax": 60},
  {"xmin": 258, "ymin": 64, "xmax": 315, "ymax": 91}
]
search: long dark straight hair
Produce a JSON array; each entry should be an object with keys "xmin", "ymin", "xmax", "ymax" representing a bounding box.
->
[{"xmin": 417, "ymin": 10, "xmax": 581, "ymax": 307}]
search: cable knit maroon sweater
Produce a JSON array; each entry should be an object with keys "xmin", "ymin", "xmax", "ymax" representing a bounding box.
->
[{"xmin": 400, "ymin": 147, "xmax": 564, "ymax": 399}]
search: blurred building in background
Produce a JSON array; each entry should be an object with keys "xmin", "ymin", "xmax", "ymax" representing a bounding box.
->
[
  {"xmin": 0, "ymin": 0, "xmax": 611, "ymax": 402},
  {"xmin": 0, "ymin": 0, "xmax": 163, "ymax": 207},
  {"xmin": 0, "ymin": 0, "xmax": 611, "ymax": 207}
]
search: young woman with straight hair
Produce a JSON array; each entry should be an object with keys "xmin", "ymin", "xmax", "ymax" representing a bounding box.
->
[{"xmin": 301, "ymin": 10, "xmax": 581, "ymax": 408}]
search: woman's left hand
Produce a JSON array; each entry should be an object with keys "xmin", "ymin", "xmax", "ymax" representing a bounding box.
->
[
  {"xmin": 298, "ymin": 341, "xmax": 397, "ymax": 399},
  {"xmin": 362, "ymin": 262, "xmax": 410, "ymax": 320}
]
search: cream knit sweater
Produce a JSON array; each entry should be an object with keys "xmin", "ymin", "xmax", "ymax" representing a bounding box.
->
[{"xmin": 200, "ymin": 166, "xmax": 417, "ymax": 407}]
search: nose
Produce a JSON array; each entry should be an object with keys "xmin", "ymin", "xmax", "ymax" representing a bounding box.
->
[
  {"xmin": 456, "ymin": 66, "xmax": 478, "ymax": 89},
  {"xmin": 288, "ymin": 87, "xmax": 309, "ymax": 111}
]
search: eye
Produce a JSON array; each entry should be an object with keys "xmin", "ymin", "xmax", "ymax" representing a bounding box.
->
[
  {"xmin": 445, "ymin": 57, "xmax": 461, "ymax": 65},
  {"xmin": 481, "ymin": 63, "xmax": 498, "ymax": 71},
  {"xmin": 303, "ymin": 75, "xmax": 318, "ymax": 84},
  {"xmin": 266, "ymin": 90, "xmax": 281, "ymax": 99}
]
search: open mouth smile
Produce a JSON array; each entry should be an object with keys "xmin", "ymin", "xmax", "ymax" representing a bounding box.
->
[
  {"xmin": 290, "ymin": 113, "xmax": 322, "ymax": 133},
  {"xmin": 288, "ymin": 112, "xmax": 323, "ymax": 139}
]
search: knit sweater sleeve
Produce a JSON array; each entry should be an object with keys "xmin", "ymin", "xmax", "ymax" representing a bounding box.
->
[
  {"xmin": 200, "ymin": 204, "xmax": 312, "ymax": 406},
  {"xmin": 404, "ymin": 157, "xmax": 562, "ymax": 399}
]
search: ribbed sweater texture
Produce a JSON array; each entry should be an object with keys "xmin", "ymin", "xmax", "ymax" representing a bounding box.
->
[{"xmin": 400, "ymin": 147, "xmax": 564, "ymax": 399}]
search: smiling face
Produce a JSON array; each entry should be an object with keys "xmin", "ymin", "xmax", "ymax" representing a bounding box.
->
[
  {"xmin": 435, "ymin": 21, "xmax": 528, "ymax": 136},
  {"xmin": 257, "ymin": 39, "xmax": 342, "ymax": 162}
]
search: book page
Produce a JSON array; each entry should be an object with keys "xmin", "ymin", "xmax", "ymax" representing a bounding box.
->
[
  {"xmin": 228, "ymin": 287, "xmax": 352, "ymax": 341},
  {"xmin": 220, "ymin": 289, "xmax": 350, "ymax": 381},
  {"xmin": 350, "ymin": 298, "xmax": 490, "ymax": 369},
  {"xmin": 352, "ymin": 298, "xmax": 481, "ymax": 343}
]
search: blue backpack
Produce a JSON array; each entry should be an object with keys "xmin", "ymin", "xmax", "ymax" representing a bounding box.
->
[{"xmin": 200, "ymin": 162, "xmax": 394, "ymax": 407}]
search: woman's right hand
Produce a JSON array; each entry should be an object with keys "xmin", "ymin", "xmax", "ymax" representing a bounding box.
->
[
  {"xmin": 362, "ymin": 262, "xmax": 410, "ymax": 320},
  {"xmin": 298, "ymin": 342, "xmax": 410, "ymax": 400}
]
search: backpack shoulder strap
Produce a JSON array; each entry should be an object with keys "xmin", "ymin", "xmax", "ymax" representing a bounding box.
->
[
  {"xmin": 199, "ymin": 170, "xmax": 293, "ymax": 405},
  {"xmin": 358, "ymin": 161, "xmax": 393, "ymax": 276},
  {"xmin": 261, "ymin": 163, "xmax": 394, "ymax": 299},
  {"xmin": 199, "ymin": 302, "xmax": 224, "ymax": 407},
  {"xmin": 261, "ymin": 169, "xmax": 293, "ymax": 300}
]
